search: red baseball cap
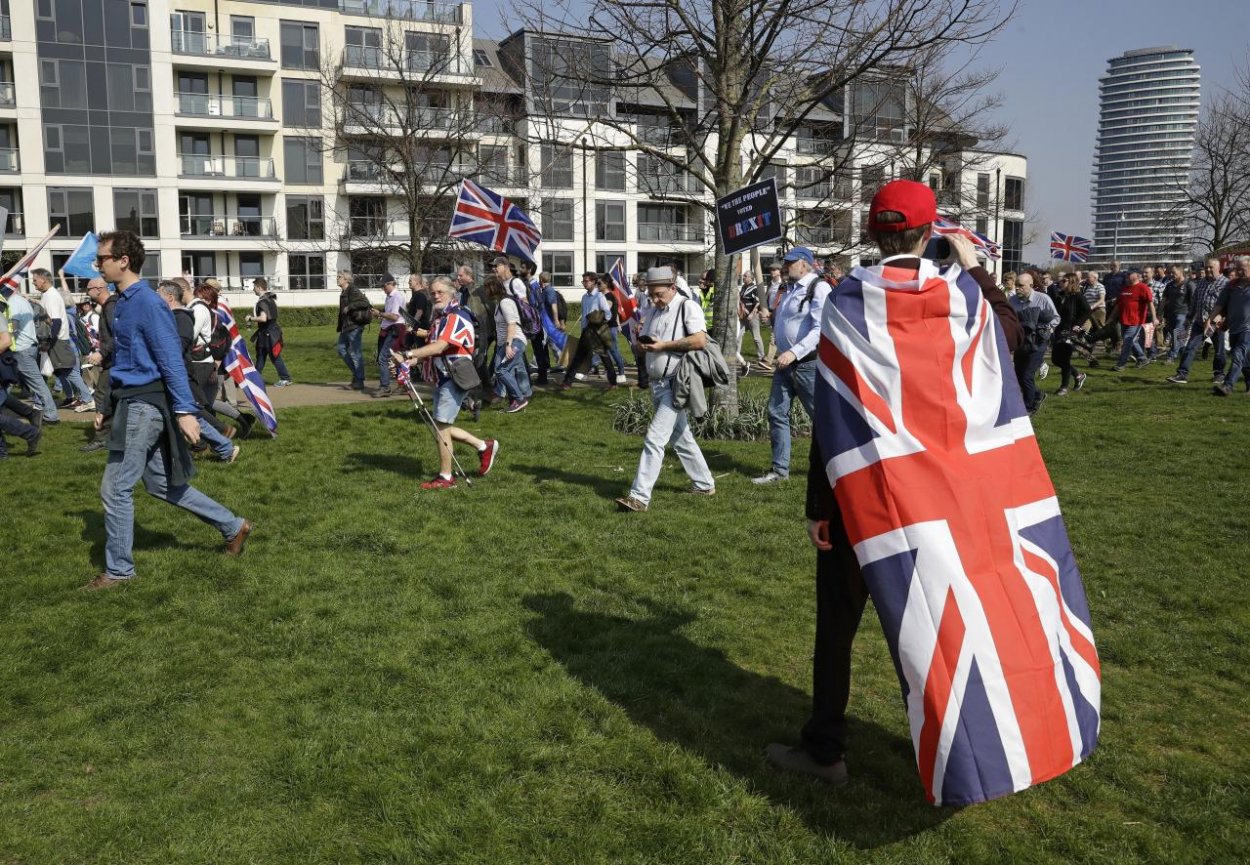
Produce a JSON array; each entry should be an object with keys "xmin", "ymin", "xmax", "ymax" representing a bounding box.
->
[{"xmin": 868, "ymin": 180, "xmax": 938, "ymax": 233}]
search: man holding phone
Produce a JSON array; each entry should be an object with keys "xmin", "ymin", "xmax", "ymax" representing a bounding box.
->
[{"xmin": 615, "ymin": 267, "xmax": 715, "ymax": 512}]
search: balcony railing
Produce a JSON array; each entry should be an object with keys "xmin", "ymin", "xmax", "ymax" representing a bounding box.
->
[
  {"xmin": 171, "ymin": 31, "xmax": 272, "ymax": 60},
  {"xmin": 179, "ymin": 155, "xmax": 278, "ymax": 180},
  {"xmin": 793, "ymin": 227, "xmax": 842, "ymax": 246},
  {"xmin": 405, "ymin": 51, "xmax": 473, "ymax": 76},
  {"xmin": 339, "ymin": 0, "xmax": 463, "ymax": 24},
  {"xmin": 0, "ymin": 148, "xmax": 18, "ymax": 172},
  {"xmin": 477, "ymin": 115, "xmax": 516, "ymax": 135},
  {"xmin": 348, "ymin": 216, "xmax": 394, "ymax": 238},
  {"xmin": 181, "ymin": 214, "xmax": 277, "ymax": 238},
  {"xmin": 346, "ymin": 160, "xmax": 385, "ymax": 182},
  {"xmin": 0, "ymin": 82, "xmax": 13, "ymax": 108},
  {"xmin": 176, "ymin": 93, "xmax": 275, "ymax": 120},
  {"xmin": 341, "ymin": 47, "xmax": 473, "ymax": 76},
  {"xmin": 3, "ymin": 211, "xmax": 22, "ymax": 236},
  {"xmin": 481, "ymin": 167, "xmax": 525, "ymax": 186},
  {"xmin": 794, "ymin": 181, "xmax": 833, "ymax": 200},
  {"xmin": 187, "ymin": 274, "xmax": 284, "ymax": 291},
  {"xmin": 637, "ymin": 222, "xmax": 703, "ymax": 243},
  {"xmin": 344, "ymin": 103, "xmax": 469, "ymax": 130},
  {"xmin": 0, "ymin": 15, "xmax": 9, "ymax": 41},
  {"xmin": 795, "ymin": 138, "xmax": 841, "ymax": 156},
  {"xmin": 637, "ymin": 174, "xmax": 702, "ymax": 196}
]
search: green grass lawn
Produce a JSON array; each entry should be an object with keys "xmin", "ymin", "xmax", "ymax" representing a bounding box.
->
[{"xmin": 3, "ymin": 325, "xmax": 1248, "ymax": 864}]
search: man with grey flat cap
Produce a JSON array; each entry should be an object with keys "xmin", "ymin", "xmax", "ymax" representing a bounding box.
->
[
  {"xmin": 615, "ymin": 266, "xmax": 715, "ymax": 512},
  {"xmin": 753, "ymin": 246, "xmax": 832, "ymax": 485}
]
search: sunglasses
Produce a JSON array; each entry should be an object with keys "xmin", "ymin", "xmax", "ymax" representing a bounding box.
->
[{"xmin": 95, "ymin": 254, "xmax": 122, "ymax": 266}]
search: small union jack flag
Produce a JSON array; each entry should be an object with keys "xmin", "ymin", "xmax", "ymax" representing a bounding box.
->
[
  {"xmin": 609, "ymin": 257, "xmax": 638, "ymax": 324},
  {"xmin": 0, "ymin": 226, "xmax": 62, "ymax": 293},
  {"xmin": 933, "ymin": 216, "xmax": 1001, "ymax": 260},
  {"xmin": 449, "ymin": 179, "xmax": 542, "ymax": 261},
  {"xmin": 217, "ymin": 302, "xmax": 278, "ymax": 436},
  {"xmin": 1049, "ymin": 232, "xmax": 1092, "ymax": 263},
  {"xmin": 814, "ymin": 258, "xmax": 1100, "ymax": 805}
]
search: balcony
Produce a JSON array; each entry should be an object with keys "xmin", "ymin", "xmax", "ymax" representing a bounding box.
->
[
  {"xmin": 793, "ymin": 181, "xmax": 833, "ymax": 200},
  {"xmin": 480, "ymin": 167, "xmax": 526, "ymax": 187},
  {"xmin": 793, "ymin": 227, "xmax": 842, "ymax": 246},
  {"xmin": 637, "ymin": 174, "xmax": 702, "ymax": 197},
  {"xmin": 343, "ymin": 103, "xmax": 472, "ymax": 135},
  {"xmin": 0, "ymin": 148, "xmax": 17, "ymax": 172},
  {"xmin": 176, "ymin": 93, "xmax": 275, "ymax": 121},
  {"xmin": 0, "ymin": 15, "xmax": 9, "ymax": 41},
  {"xmin": 339, "ymin": 0, "xmax": 463, "ymax": 24},
  {"xmin": 795, "ymin": 138, "xmax": 842, "ymax": 156},
  {"xmin": 3, "ymin": 211, "xmax": 21, "ymax": 236},
  {"xmin": 340, "ymin": 47, "xmax": 476, "ymax": 80},
  {"xmin": 0, "ymin": 82, "xmax": 13, "ymax": 108},
  {"xmin": 637, "ymin": 223, "xmax": 703, "ymax": 243},
  {"xmin": 348, "ymin": 216, "xmax": 394, "ymax": 238},
  {"xmin": 190, "ymin": 274, "xmax": 284, "ymax": 291},
  {"xmin": 179, "ymin": 155, "xmax": 278, "ymax": 181},
  {"xmin": 477, "ymin": 115, "xmax": 516, "ymax": 135},
  {"xmin": 171, "ymin": 31, "xmax": 272, "ymax": 61},
  {"xmin": 181, "ymin": 214, "xmax": 278, "ymax": 238}
]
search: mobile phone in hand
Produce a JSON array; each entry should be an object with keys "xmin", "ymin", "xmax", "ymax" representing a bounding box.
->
[{"xmin": 638, "ymin": 334, "xmax": 656, "ymax": 345}]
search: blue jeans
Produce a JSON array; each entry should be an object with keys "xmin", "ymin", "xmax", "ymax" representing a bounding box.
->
[
  {"xmin": 1223, "ymin": 331, "xmax": 1250, "ymax": 390},
  {"xmin": 57, "ymin": 361, "xmax": 93, "ymax": 403},
  {"xmin": 1166, "ymin": 313, "xmax": 1188, "ymax": 359},
  {"xmin": 494, "ymin": 340, "xmax": 533, "ymax": 401},
  {"xmin": 1013, "ymin": 343, "xmax": 1046, "ymax": 411},
  {"xmin": 199, "ymin": 415, "xmax": 234, "ymax": 460},
  {"xmin": 100, "ymin": 401, "xmax": 243, "ymax": 578},
  {"xmin": 14, "ymin": 346, "xmax": 58, "ymax": 421},
  {"xmin": 337, "ymin": 327, "xmax": 364, "ymax": 385},
  {"xmin": 377, "ymin": 327, "xmax": 400, "ymax": 388},
  {"xmin": 627, "ymin": 378, "xmax": 714, "ymax": 505},
  {"xmin": 1116, "ymin": 324, "xmax": 1147, "ymax": 366},
  {"xmin": 768, "ymin": 359, "xmax": 817, "ymax": 477},
  {"xmin": 1176, "ymin": 321, "xmax": 1226, "ymax": 379},
  {"xmin": 255, "ymin": 342, "xmax": 291, "ymax": 381}
]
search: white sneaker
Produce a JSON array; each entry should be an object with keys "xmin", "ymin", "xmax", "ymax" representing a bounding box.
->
[
  {"xmin": 74, "ymin": 400, "xmax": 96, "ymax": 413},
  {"xmin": 1038, "ymin": 362, "xmax": 1050, "ymax": 380},
  {"xmin": 752, "ymin": 471, "xmax": 786, "ymax": 485},
  {"xmin": 275, "ymin": 379, "xmax": 292, "ymax": 387},
  {"xmin": 615, "ymin": 375, "xmax": 628, "ymax": 384},
  {"xmin": 574, "ymin": 372, "xmax": 587, "ymax": 382}
]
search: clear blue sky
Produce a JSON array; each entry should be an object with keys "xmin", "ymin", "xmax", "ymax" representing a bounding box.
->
[{"xmin": 473, "ymin": 0, "xmax": 1249, "ymax": 263}]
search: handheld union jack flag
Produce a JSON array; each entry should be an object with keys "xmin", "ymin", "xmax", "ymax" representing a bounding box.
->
[
  {"xmin": 933, "ymin": 216, "xmax": 1001, "ymax": 260},
  {"xmin": 1049, "ymin": 232, "xmax": 1092, "ymax": 263},
  {"xmin": 217, "ymin": 302, "xmax": 278, "ymax": 436},
  {"xmin": 449, "ymin": 179, "xmax": 542, "ymax": 262},
  {"xmin": 609, "ymin": 257, "xmax": 638, "ymax": 323},
  {"xmin": 0, "ymin": 226, "xmax": 62, "ymax": 293},
  {"xmin": 814, "ymin": 259, "xmax": 1100, "ymax": 805}
]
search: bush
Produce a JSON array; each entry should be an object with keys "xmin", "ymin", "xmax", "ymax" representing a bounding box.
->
[
  {"xmin": 278, "ymin": 307, "xmax": 340, "ymax": 328},
  {"xmin": 611, "ymin": 388, "xmax": 811, "ymax": 441}
]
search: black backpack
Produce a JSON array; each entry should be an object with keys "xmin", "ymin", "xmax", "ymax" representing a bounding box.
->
[
  {"xmin": 28, "ymin": 299, "xmax": 55, "ymax": 351},
  {"xmin": 190, "ymin": 301, "xmax": 232, "ymax": 362}
]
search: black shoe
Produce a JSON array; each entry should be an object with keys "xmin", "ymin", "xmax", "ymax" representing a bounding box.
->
[
  {"xmin": 26, "ymin": 429, "xmax": 42, "ymax": 457},
  {"xmin": 80, "ymin": 439, "xmax": 107, "ymax": 453},
  {"xmin": 28, "ymin": 412, "xmax": 43, "ymax": 431},
  {"xmin": 236, "ymin": 414, "xmax": 256, "ymax": 439}
]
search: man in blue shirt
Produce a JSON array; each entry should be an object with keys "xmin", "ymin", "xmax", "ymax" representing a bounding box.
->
[
  {"xmin": 83, "ymin": 230, "xmax": 252, "ymax": 591},
  {"xmin": 753, "ymin": 246, "xmax": 831, "ymax": 484}
]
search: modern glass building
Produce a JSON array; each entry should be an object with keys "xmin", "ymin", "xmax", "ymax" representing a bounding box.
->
[{"xmin": 1091, "ymin": 47, "xmax": 1201, "ymax": 265}]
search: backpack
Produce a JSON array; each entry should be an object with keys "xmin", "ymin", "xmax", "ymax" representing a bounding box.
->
[
  {"xmin": 507, "ymin": 277, "xmax": 541, "ymax": 337},
  {"xmin": 190, "ymin": 301, "xmax": 232, "ymax": 362},
  {"xmin": 29, "ymin": 299, "xmax": 55, "ymax": 351},
  {"xmin": 555, "ymin": 291, "xmax": 568, "ymax": 323},
  {"xmin": 69, "ymin": 314, "xmax": 93, "ymax": 356}
]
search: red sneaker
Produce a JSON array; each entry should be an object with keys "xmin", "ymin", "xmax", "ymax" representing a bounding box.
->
[
  {"xmin": 478, "ymin": 438, "xmax": 499, "ymax": 476},
  {"xmin": 420, "ymin": 476, "xmax": 457, "ymax": 490}
]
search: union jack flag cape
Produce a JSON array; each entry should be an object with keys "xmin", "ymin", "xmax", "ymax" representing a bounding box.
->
[
  {"xmin": 217, "ymin": 302, "xmax": 278, "ymax": 436},
  {"xmin": 815, "ymin": 259, "xmax": 1100, "ymax": 806},
  {"xmin": 449, "ymin": 179, "xmax": 542, "ymax": 262},
  {"xmin": 1050, "ymin": 232, "xmax": 1092, "ymax": 263},
  {"xmin": 933, "ymin": 217, "xmax": 1001, "ymax": 260}
]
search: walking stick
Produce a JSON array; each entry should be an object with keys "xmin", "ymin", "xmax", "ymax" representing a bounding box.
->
[{"xmin": 392, "ymin": 352, "xmax": 473, "ymax": 487}]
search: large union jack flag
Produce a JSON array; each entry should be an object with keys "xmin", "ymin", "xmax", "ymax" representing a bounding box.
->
[
  {"xmin": 1050, "ymin": 232, "xmax": 1092, "ymax": 263},
  {"xmin": 815, "ymin": 259, "xmax": 1100, "ymax": 806},
  {"xmin": 449, "ymin": 179, "xmax": 542, "ymax": 261},
  {"xmin": 217, "ymin": 302, "xmax": 278, "ymax": 436},
  {"xmin": 933, "ymin": 216, "xmax": 1001, "ymax": 260}
]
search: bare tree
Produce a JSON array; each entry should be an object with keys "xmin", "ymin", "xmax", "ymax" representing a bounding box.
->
[
  {"xmin": 516, "ymin": 0, "xmax": 1013, "ymax": 413},
  {"xmin": 1171, "ymin": 91, "xmax": 1250, "ymax": 256}
]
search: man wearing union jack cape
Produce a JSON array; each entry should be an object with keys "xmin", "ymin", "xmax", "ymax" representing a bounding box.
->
[{"xmin": 765, "ymin": 181, "xmax": 1101, "ymax": 806}]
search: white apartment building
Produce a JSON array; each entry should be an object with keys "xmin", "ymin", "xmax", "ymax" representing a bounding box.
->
[{"xmin": 0, "ymin": 0, "xmax": 1027, "ymax": 308}]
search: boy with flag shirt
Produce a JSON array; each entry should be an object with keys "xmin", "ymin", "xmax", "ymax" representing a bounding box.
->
[
  {"xmin": 767, "ymin": 180, "xmax": 1100, "ymax": 806},
  {"xmin": 397, "ymin": 276, "xmax": 498, "ymax": 489}
]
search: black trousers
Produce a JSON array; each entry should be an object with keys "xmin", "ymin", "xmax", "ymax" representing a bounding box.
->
[
  {"xmin": 0, "ymin": 388, "xmax": 39, "ymax": 452},
  {"xmin": 1052, "ymin": 341, "xmax": 1078, "ymax": 388},
  {"xmin": 800, "ymin": 513, "xmax": 869, "ymax": 765},
  {"xmin": 531, "ymin": 330, "xmax": 550, "ymax": 383},
  {"xmin": 562, "ymin": 333, "xmax": 617, "ymax": 384}
]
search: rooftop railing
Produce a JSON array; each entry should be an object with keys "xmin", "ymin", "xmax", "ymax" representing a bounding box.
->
[{"xmin": 339, "ymin": 0, "xmax": 463, "ymax": 25}]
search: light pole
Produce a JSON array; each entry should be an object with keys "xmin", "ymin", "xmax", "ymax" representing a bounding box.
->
[
  {"xmin": 580, "ymin": 137, "xmax": 590, "ymax": 275},
  {"xmin": 1111, "ymin": 210, "xmax": 1125, "ymax": 265}
]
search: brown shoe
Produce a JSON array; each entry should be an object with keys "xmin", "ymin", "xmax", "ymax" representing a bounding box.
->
[
  {"xmin": 615, "ymin": 495, "xmax": 648, "ymax": 512},
  {"xmin": 224, "ymin": 520, "xmax": 253, "ymax": 556},
  {"xmin": 764, "ymin": 743, "xmax": 848, "ymax": 786},
  {"xmin": 81, "ymin": 573, "xmax": 128, "ymax": 591}
]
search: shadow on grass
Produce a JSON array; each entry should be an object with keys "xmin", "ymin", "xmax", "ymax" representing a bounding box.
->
[
  {"xmin": 510, "ymin": 462, "xmax": 625, "ymax": 500},
  {"xmin": 345, "ymin": 451, "xmax": 431, "ymax": 478},
  {"xmin": 70, "ymin": 509, "xmax": 199, "ymax": 571},
  {"xmin": 523, "ymin": 592, "xmax": 954, "ymax": 849}
]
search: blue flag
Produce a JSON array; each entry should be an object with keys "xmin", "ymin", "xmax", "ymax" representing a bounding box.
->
[{"xmin": 63, "ymin": 232, "xmax": 100, "ymax": 279}]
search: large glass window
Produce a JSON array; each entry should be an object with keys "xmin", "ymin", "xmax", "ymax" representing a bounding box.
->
[
  {"xmin": 595, "ymin": 151, "xmax": 626, "ymax": 191},
  {"xmin": 541, "ymin": 144, "xmax": 573, "ymax": 189},
  {"xmin": 280, "ymin": 21, "xmax": 319, "ymax": 70},
  {"xmin": 345, "ymin": 26, "xmax": 382, "ymax": 68},
  {"xmin": 976, "ymin": 173, "xmax": 991, "ymax": 209},
  {"xmin": 288, "ymin": 253, "xmax": 326, "ymax": 291},
  {"xmin": 595, "ymin": 200, "xmax": 626, "ymax": 242},
  {"xmin": 539, "ymin": 198, "xmax": 573, "ymax": 241},
  {"xmin": 1005, "ymin": 177, "xmax": 1025, "ymax": 211},
  {"xmin": 282, "ymin": 80, "xmax": 321, "ymax": 127},
  {"xmin": 548, "ymin": 252, "xmax": 574, "ymax": 287},
  {"xmin": 47, "ymin": 188, "xmax": 94, "ymax": 237},
  {"xmin": 113, "ymin": 189, "xmax": 159, "ymax": 237},
  {"xmin": 283, "ymin": 137, "xmax": 322, "ymax": 184},
  {"xmin": 286, "ymin": 195, "xmax": 325, "ymax": 240},
  {"xmin": 1002, "ymin": 219, "xmax": 1024, "ymax": 271},
  {"xmin": 851, "ymin": 80, "xmax": 906, "ymax": 141}
]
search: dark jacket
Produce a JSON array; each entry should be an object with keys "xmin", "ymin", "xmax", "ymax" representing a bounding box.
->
[
  {"xmin": 97, "ymin": 295, "xmax": 119, "ymax": 369},
  {"xmin": 1056, "ymin": 291, "xmax": 1091, "ymax": 334},
  {"xmin": 337, "ymin": 286, "xmax": 372, "ymax": 333}
]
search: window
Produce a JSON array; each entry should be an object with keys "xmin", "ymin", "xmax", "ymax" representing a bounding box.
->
[
  {"xmin": 131, "ymin": 2, "xmax": 148, "ymax": 28},
  {"xmin": 345, "ymin": 26, "xmax": 382, "ymax": 67},
  {"xmin": 282, "ymin": 80, "xmax": 321, "ymax": 127},
  {"xmin": 851, "ymin": 79, "xmax": 906, "ymax": 141},
  {"xmin": 283, "ymin": 137, "xmax": 322, "ymax": 184},
  {"xmin": 975, "ymin": 217, "xmax": 989, "ymax": 239},
  {"xmin": 47, "ymin": 188, "xmax": 94, "ymax": 237},
  {"xmin": 1002, "ymin": 219, "xmax": 1024, "ymax": 271},
  {"xmin": 473, "ymin": 49, "xmax": 492, "ymax": 67},
  {"xmin": 760, "ymin": 162, "xmax": 788, "ymax": 192},
  {"xmin": 286, "ymin": 195, "xmax": 325, "ymax": 240},
  {"xmin": 595, "ymin": 253, "xmax": 625, "ymax": 275},
  {"xmin": 288, "ymin": 253, "xmax": 326, "ymax": 291},
  {"xmin": 1005, "ymin": 177, "xmax": 1025, "ymax": 211},
  {"xmin": 231, "ymin": 16, "xmax": 255, "ymax": 41},
  {"xmin": 280, "ymin": 21, "xmax": 319, "ymax": 70},
  {"xmin": 137, "ymin": 129, "xmax": 154, "ymax": 155},
  {"xmin": 595, "ymin": 151, "xmax": 626, "ymax": 191},
  {"xmin": 860, "ymin": 165, "xmax": 886, "ymax": 201},
  {"xmin": 539, "ymin": 198, "xmax": 574, "ymax": 241},
  {"xmin": 549, "ymin": 252, "xmax": 574, "ymax": 287},
  {"xmin": 541, "ymin": 144, "xmax": 573, "ymax": 188},
  {"xmin": 595, "ymin": 200, "xmax": 625, "ymax": 242},
  {"xmin": 113, "ymin": 189, "xmax": 159, "ymax": 237},
  {"xmin": 976, "ymin": 173, "xmax": 990, "ymax": 209},
  {"xmin": 239, "ymin": 252, "xmax": 265, "ymax": 279}
]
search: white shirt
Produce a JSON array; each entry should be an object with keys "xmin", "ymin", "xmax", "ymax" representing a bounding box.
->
[
  {"xmin": 39, "ymin": 288, "xmax": 70, "ymax": 342},
  {"xmin": 640, "ymin": 295, "xmax": 706, "ymax": 381}
]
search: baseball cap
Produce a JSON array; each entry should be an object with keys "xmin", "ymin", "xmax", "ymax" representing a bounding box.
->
[
  {"xmin": 868, "ymin": 180, "xmax": 938, "ymax": 233},
  {"xmin": 645, "ymin": 266, "xmax": 676, "ymax": 285},
  {"xmin": 782, "ymin": 246, "xmax": 815, "ymax": 265},
  {"xmin": 382, "ymin": 272, "xmax": 396, "ymax": 284}
]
